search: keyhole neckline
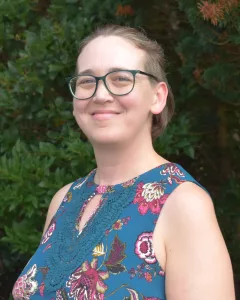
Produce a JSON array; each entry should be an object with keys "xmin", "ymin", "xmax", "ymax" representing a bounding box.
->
[{"xmin": 89, "ymin": 162, "xmax": 173, "ymax": 194}]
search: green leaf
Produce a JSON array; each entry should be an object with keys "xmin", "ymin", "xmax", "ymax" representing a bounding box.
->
[
  {"xmin": 184, "ymin": 146, "xmax": 195, "ymax": 159},
  {"xmin": 106, "ymin": 263, "xmax": 126, "ymax": 274}
]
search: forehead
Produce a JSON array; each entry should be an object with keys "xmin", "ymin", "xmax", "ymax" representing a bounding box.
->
[{"xmin": 77, "ymin": 36, "xmax": 146, "ymax": 73}]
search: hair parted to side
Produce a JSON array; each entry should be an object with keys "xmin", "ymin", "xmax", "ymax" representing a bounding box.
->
[{"xmin": 77, "ymin": 25, "xmax": 175, "ymax": 141}]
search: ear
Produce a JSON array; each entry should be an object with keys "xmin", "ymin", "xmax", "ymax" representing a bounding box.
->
[{"xmin": 150, "ymin": 82, "xmax": 168, "ymax": 115}]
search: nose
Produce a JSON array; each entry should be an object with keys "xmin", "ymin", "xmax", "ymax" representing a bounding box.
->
[{"xmin": 92, "ymin": 79, "xmax": 114, "ymax": 103}]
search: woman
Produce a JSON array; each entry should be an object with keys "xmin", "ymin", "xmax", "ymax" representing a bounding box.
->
[{"xmin": 13, "ymin": 25, "xmax": 235, "ymax": 300}]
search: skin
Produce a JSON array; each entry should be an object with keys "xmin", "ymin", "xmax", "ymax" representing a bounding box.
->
[
  {"xmin": 73, "ymin": 36, "xmax": 168, "ymax": 186},
  {"xmin": 43, "ymin": 35, "xmax": 235, "ymax": 299}
]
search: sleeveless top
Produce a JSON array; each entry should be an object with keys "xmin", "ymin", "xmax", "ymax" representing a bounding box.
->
[{"xmin": 12, "ymin": 162, "xmax": 204, "ymax": 300}]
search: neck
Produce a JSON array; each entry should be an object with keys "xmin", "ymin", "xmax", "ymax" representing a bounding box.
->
[{"xmin": 92, "ymin": 133, "xmax": 168, "ymax": 186}]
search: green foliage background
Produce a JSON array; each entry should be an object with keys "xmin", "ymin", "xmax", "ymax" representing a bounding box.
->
[{"xmin": 0, "ymin": 0, "xmax": 240, "ymax": 298}]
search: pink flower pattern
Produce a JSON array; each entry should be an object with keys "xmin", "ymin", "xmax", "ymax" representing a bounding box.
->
[
  {"xmin": 12, "ymin": 162, "xmax": 189, "ymax": 300},
  {"xmin": 66, "ymin": 258, "xmax": 109, "ymax": 300},
  {"xmin": 135, "ymin": 232, "xmax": 156, "ymax": 264},
  {"xmin": 12, "ymin": 264, "xmax": 38, "ymax": 300},
  {"xmin": 133, "ymin": 182, "xmax": 169, "ymax": 215},
  {"xmin": 96, "ymin": 185, "xmax": 108, "ymax": 194}
]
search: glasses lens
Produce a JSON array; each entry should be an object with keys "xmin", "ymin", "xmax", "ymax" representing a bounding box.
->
[
  {"xmin": 106, "ymin": 71, "xmax": 134, "ymax": 95},
  {"xmin": 70, "ymin": 75, "xmax": 96, "ymax": 99}
]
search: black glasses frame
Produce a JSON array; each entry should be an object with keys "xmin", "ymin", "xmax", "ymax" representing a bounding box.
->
[{"xmin": 66, "ymin": 69, "xmax": 159, "ymax": 100}]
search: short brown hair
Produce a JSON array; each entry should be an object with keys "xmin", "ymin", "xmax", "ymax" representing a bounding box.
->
[{"xmin": 77, "ymin": 25, "xmax": 174, "ymax": 141}]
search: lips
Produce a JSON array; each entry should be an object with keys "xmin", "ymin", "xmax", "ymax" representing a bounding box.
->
[
  {"xmin": 91, "ymin": 110, "xmax": 120, "ymax": 115},
  {"xmin": 91, "ymin": 110, "xmax": 120, "ymax": 120}
]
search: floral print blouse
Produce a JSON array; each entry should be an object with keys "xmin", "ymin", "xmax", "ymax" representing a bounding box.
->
[{"xmin": 12, "ymin": 162, "xmax": 203, "ymax": 300}]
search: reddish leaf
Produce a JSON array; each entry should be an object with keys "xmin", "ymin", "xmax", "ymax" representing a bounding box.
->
[
  {"xmin": 39, "ymin": 267, "xmax": 49, "ymax": 280},
  {"xmin": 104, "ymin": 235, "xmax": 126, "ymax": 266},
  {"xmin": 39, "ymin": 267, "xmax": 49, "ymax": 276}
]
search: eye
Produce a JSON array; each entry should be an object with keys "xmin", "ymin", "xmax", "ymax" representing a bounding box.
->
[
  {"xmin": 107, "ymin": 71, "xmax": 134, "ymax": 85},
  {"xmin": 76, "ymin": 77, "xmax": 96, "ymax": 86},
  {"xmin": 78, "ymin": 79, "xmax": 95, "ymax": 85},
  {"xmin": 113, "ymin": 76, "xmax": 131, "ymax": 82}
]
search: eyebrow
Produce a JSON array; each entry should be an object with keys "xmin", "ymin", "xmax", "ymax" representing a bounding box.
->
[{"xmin": 77, "ymin": 67, "xmax": 128, "ymax": 76}]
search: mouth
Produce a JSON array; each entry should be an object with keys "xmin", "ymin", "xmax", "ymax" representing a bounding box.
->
[{"xmin": 91, "ymin": 111, "xmax": 120, "ymax": 120}]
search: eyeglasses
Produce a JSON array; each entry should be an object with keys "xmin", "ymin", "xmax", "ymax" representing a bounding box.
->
[{"xmin": 66, "ymin": 69, "xmax": 159, "ymax": 100}]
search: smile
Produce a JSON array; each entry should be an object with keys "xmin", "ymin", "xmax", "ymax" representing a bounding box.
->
[{"xmin": 91, "ymin": 110, "xmax": 120, "ymax": 120}]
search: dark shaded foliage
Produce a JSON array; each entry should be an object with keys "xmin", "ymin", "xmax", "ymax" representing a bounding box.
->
[{"xmin": 1, "ymin": 0, "xmax": 239, "ymax": 298}]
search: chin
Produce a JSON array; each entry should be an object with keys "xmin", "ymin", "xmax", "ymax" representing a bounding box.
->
[{"xmin": 88, "ymin": 130, "xmax": 126, "ymax": 146}]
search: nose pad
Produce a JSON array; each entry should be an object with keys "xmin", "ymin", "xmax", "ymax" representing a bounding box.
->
[{"xmin": 92, "ymin": 80, "xmax": 113, "ymax": 102}]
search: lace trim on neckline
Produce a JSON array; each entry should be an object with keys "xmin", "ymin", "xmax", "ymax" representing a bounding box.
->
[
  {"xmin": 44, "ymin": 176, "xmax": 138, "ymax": 291},
  {"xmin": 88, "ymin": 162, "xmax": 172, "ymax": 191},
  {"xmin": 44, "ymin": 162, "xmax": 176, "ymax": 291}
]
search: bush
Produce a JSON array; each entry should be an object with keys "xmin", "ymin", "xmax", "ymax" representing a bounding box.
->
[{"xmin": 1, "ymin": 0, "xmax": 239, "ymax": 298}]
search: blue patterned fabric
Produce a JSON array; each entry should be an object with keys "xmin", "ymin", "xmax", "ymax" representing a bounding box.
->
[{"xmin": 12, "ymin": 163, "xmax": 204, "ymax": 300}]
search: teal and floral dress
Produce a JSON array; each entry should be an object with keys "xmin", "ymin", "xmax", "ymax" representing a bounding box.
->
[{"xmin": 12, "ymin": 162, "xmax": 205, "ymax": 300}]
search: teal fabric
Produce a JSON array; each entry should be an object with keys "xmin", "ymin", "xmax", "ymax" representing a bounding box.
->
[{"xmin": 13, "ymin": 163, "xmax": 205, "ymax": 300}]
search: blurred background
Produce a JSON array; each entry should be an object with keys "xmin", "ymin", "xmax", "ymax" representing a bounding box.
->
[{"xmin": 0, "ymin": 0, "xmax": 240, "ymax": 299}]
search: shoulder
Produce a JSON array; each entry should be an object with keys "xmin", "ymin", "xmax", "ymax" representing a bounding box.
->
[
  {"xmin": 165, "ymin": 181, "xmax": 214, "ymax": 222},
  {"xmin": 156, "ymin": 182, "xmax": 235, "ymax": 299},
  {"xmin": 153, "ymin": 182, "xmax": 213, "ymax": 267},
  {"xmin": 42, "ymin": 182, "xmax": 73, "ymax": 236},
  {"xmin": 159, "ymin": 181, "xmax": 216, "ymax": 246},
  {"xmin": 49, "ymin": 182, "xmax": 74, "ymax": 211}
]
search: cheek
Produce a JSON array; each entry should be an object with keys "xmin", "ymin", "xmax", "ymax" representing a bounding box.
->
[
  {"xmin": 73, "ymin": 100, "xmax": 88, "ymax": 125},
  {"xmin": 73, "ymin": 99, "xmax": 82, "ymax": 111},
  {"xmin": 122, "ymin": 91, "xmax": 153, "ymax": 132},
  {"xmin": 73, "ymin": 100, "xmax": 87, "ymax": 116},
  {"xmin": 120, "ymin": 91, "xmax": 150, "ymax": 118}
]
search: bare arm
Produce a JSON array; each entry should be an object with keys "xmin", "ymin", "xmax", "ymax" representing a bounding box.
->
[
  {"xmin": 160, "ymin": 182, "xmax": 235, "ymax": 300},
  {"xmin": 42, "ymin": 182, "xmax": 73, "ymax": 236}
]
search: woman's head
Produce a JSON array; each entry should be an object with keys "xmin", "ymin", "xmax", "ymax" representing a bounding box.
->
[{"xmin": 72, "ymin": 25, "xmax": 174, "ymax": 145}]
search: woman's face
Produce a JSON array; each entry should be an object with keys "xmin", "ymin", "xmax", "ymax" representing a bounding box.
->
[{"xmin": 73, "ymin": 35, "xmax": 167, "ymax": 146}]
